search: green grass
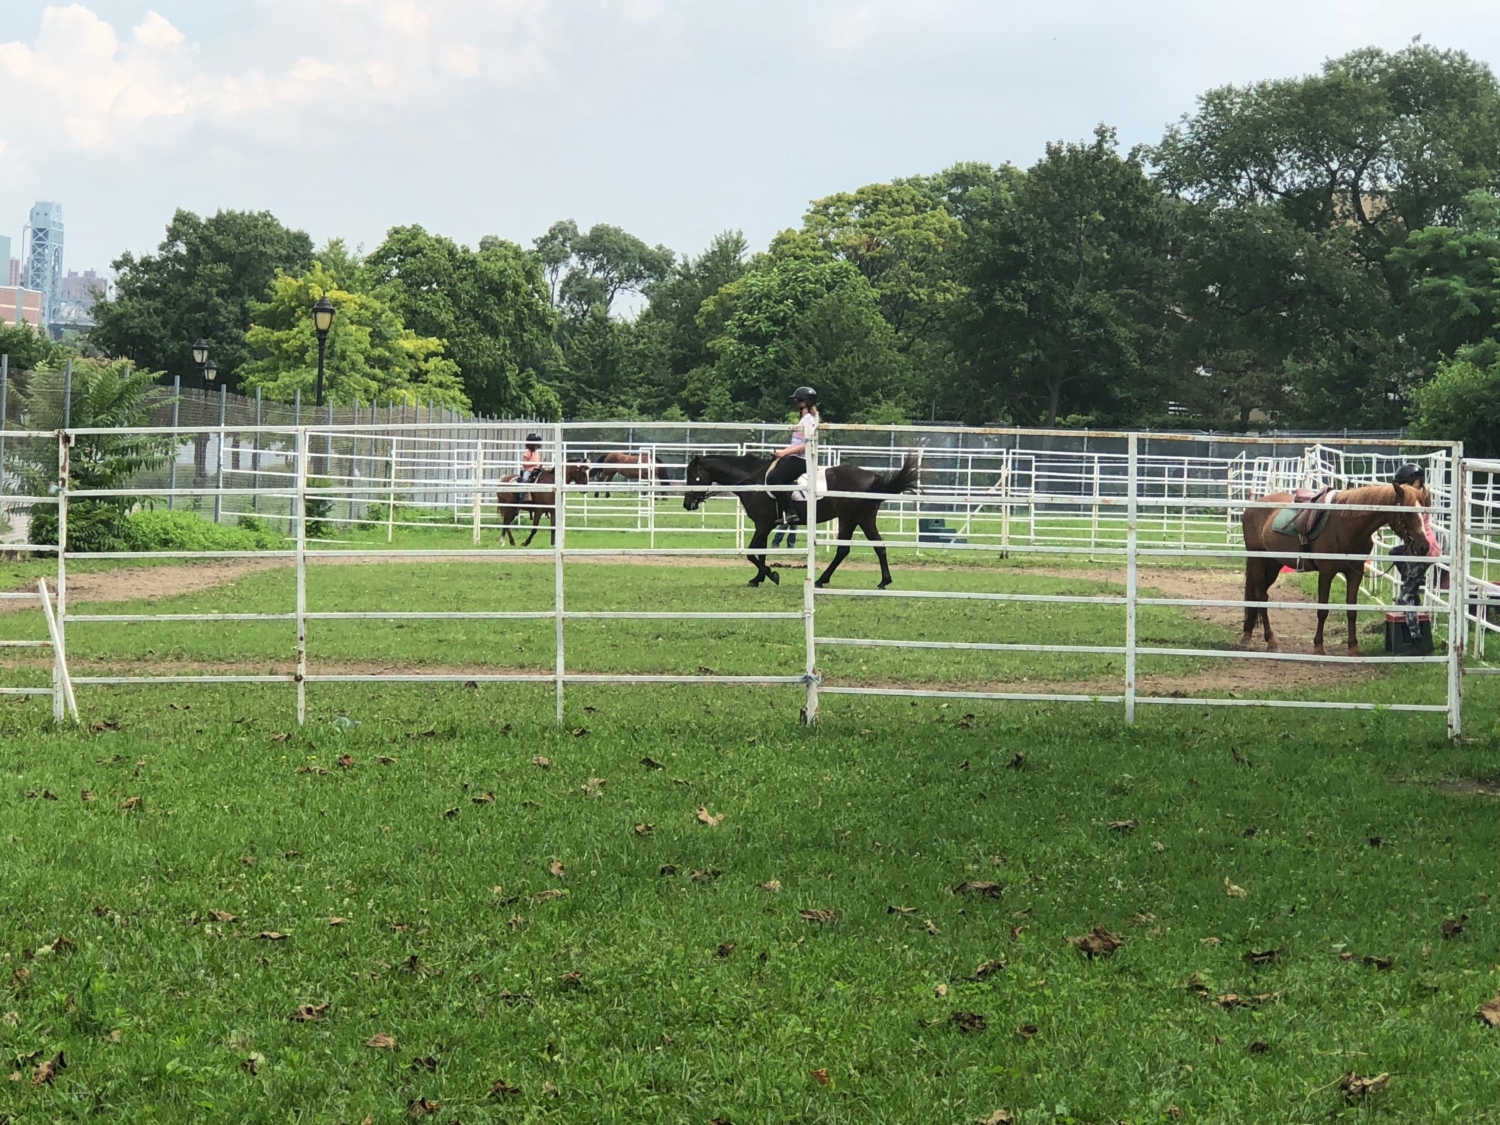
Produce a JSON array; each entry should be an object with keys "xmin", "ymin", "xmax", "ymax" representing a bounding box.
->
[{"xmin": 0, "ymin": 679, "xmax": 1498, "ymax": 1123}]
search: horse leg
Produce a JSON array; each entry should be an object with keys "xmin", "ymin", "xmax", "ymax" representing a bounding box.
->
[
  {"xmin": 863, "ymin": 511, "xmax": 894, "ymax": 589},
  {"xmin": 1345, "ymin": 567, "xmax": 1364, "ymax": 656},
  {"xmin": 1261, "ymin": 560, "xmax": 1281, "ymax": 650},
  {"xmin": 746, "ymin": 523, "xmax": 775, "ymax": 586},
  {"xmin": 1243, "ymin": 556, "xmax": 1278, "ymax": 650},
  {"xmin": 815, "ymin": 514, "xmax": 854, "ymax": 588},
  {"xmin": 521, "ymin": 508, "xmax": 542, "ymax": 548},
  {"xmin": 1313, "ymin": 567, "xmax": 1333, "ymax": 656}
]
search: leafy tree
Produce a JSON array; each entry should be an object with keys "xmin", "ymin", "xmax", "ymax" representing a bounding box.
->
[
  {"xmin": 533, "ymin": 221, "xmax": 675, "ymax": 318},
  {"xmin": 240, "ymin": 261, "xmax": 468, "ymax": 408},
  {"xmin": 1389, "ymin": 192, "xmax": 1500, "ymax": 364},
  {"xmin": 0, "ymin": 324, "xmax": 65, "ymax": 371},
  {"xmin": 366, "ymin": 227, "xmax": 559, "ymax": 418},
  {"xmin": 11, "ymin": 360, "xmax": 175, "ymax": 550},
  {"xmin": 89, "ymin": 209, "xmax": 314, "ymax": 389},
  {"xmin": 1411, "ymin": 340, "xmax": 1500, "ymax": 455},
  {"xmin": 699, "ymin": 257, "xmax": 910, "ymax": 422},
  {"xmin": 954, "ymin": 127, "xmax": 1175, "ymax": 426}
]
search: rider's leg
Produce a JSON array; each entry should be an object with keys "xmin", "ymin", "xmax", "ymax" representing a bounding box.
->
[{"xmin": 766, "ymin": 455, "xmax": 805, "ymax": 526}]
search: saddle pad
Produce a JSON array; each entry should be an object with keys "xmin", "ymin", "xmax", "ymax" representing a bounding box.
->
[
  {"xmin": 791, "ymin": 469, "xmax": 829, "ymax": 503},
  {"xmin": 1270, "ymin": 503, "xmax": 1332, "ymax": 541}
]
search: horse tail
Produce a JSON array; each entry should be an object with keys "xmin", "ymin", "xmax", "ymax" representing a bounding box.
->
[{"xmin": 869, "ymin": 453, "xmax": 922, "ymax": 495}]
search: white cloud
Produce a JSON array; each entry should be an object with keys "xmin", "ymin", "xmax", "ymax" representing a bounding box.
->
[{"xmin": 0, "ymin": 1, "xmax": 559, "ymax": 157}]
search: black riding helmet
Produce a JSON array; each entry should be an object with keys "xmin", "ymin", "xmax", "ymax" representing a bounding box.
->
[
  {"xmin": 1393, "ymin": 463, "xmax": 1425, "ymax": 486},
  {"xmin": 525, "ymin": 432, "xmax": 543, "ymax": 446},
  {"xmin": 791, "ymin": 386, "xmax": 818, "ymax": 406}
]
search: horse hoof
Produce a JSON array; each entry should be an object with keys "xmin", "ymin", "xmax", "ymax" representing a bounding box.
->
[
  {"xmin": 1348, "ymin": 646, "xmax": 1362, "ymax": 658},
  {"xmin": 767, "ymin": 570, "xmax": 780, "ymax": 586},
  {"xmin": 877, "ymin": 581, "xmax": 891, "ymax": 590},
  {"xmin": 1312, "ymin": 645, "xmax": 1325, "ymax": 656},
  {"xmin": 748, "ymin": 578, "xmax": 763, "ymax": 588},
  {"xmin": 815, "ymin": 580, "xmax": 828, "ymax": 589},
  {"xmin": 1267, "ymin": 640, "xmax": 1280, "ymax": 653},
  {"xmin": 1239, "ymin": 633, "xmax": 1254, "ymax": 649}
]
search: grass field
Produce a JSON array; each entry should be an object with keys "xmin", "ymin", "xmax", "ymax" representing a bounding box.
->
[{"xmin": 0, "ymin": 549, "xmax": 1495, "ymax": 1123}]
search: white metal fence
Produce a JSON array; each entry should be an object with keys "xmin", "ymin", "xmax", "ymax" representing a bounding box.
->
[{"xmin": 0, "ymin": 420, "xmax": 1485, "ymax": 736}]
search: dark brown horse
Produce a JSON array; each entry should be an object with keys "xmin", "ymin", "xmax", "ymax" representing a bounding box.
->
[
  {"xmin": 496, "ymin": 463, "xmax": 590, "ymax": 546},
  {"xmin": 683, "ymin": 453, "xmax": 921, "ymax": 588},
  {"xmin": 1240, "ymin": 483, "xmax": 1431, "ymax": 655},
  {"xmin": 589, "ymin": 451, "xmax": 666, "ymax": 498}
]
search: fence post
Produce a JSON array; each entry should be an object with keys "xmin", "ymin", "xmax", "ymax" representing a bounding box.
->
[
  {"xmin": 55, "ymin": 430, "xmax": 70, "ymax": 726},
  {"xmin": 295, "ymin": 428, "xmax": 308, "ymax": 726},
  {"xmin": 214, "ymin": 382, "xmax": 227, "ymax": 524},
  {"xmin": 387, "ymin": 434, "xmax": 399, "ymax": 544},
  {"xmin": 471, "ymin": 444, "xmax": 483, "ymax": 546},
  {"xmin": 61, "ymin": 358, "xmax": 72, "ymax": 429},
  {"xmin": 0, "ymin": 354, "xmax": 7, "ymax": 528},
  {"xmin": 803, "ymin": 430, "xmax": 820, "ymax": 726},
  {"xmin": 554, "ymin": 421, "xmax": 566, "ymax": 727},
  {"xmin": 1125, "ymin": 433, "xmax": 1138, "ymax": 725},
  {"xmin": 1448, "ymin": 443, "xmax": 1467, "ymax": 740},
  {"xmin": 168, "ymin": 375, "xmax": 181, "ymax": 510},
  {"xmin": 252, "ymin": 386, "xmax": 262, "ymax": 514}
]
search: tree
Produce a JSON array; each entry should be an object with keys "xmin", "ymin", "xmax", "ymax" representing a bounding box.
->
[
  {"xmin": 954, "ymin": 127, "xmax": 1175, "ymax": 426},
  {"xmin": 11, "ymin": 360, "xmax": 175, "ymax": 550},
  {"xmin": 1152, "ymin": 44, "xmax": 1500, "ymax": 425},
  {"xmin": 699, "ymin": 257, "xmax": 910, "ymax": 422},
  {"xmin": 89, "ymin": 209, "xmax": 314, "ymax": 389},
  {"xmin": 1411, "ymin": 340, "xmax": 1500, "ymax": 455},
  {"xmin": 240, "ymin": 261, "xmax": 468, "ymax": 408},
  {"xmin": 0, "ymin": 324, "xmax": 65, "ymax": 371},
  {"xmin": 366, "ymin": 227, "xmax": 559, "ymax": 418},
  {"xmin": 534, "ymin": 222, "xmax": 675, "ymax": 319}
]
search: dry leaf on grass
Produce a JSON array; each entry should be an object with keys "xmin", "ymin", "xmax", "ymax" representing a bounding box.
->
[
  {"xmin": 1224, "ymin": 878, "xmax": 1247, "ymax": 898},
  {"xmin": 442, "ymin": 807, "xmax": 460, "ymax": 819},
  {"xmin": 558, "ymin": 969, "xmax": 584, "ymax": 988},
  {"xmin": 799, "ymin": 908, "xmax": 839, "ymax": 925},
  {"xmin": 658, "ymin": 864, "xmax": 678, "ymax": 877},
  {"xmin": 1442, "ymin": 915, "xmax": 1468, "ymax": 939},
  {"xmin": 531, "ymin": 756, "xmax": 551, "ymax": 769},
  {"xmin": 377, "ymin": 755, "xmax": 397, "ymax": 765},
  {"xmin": 489, "ymin": 1078, "xmax": 522, "ymax": 1096},
  {"xmin": 691, "ymin": 869, "xmax": 723, "ymax": 882},
  {"xmin": 30, "ymin": 1052, "xmax": 64, "ymax": 1087},
  {"xmin": 549, "ymin": 859, "xmax": 565, "ymax": 878},
  {"xmin": 256, "ymin": 931, "xmax": 287, "ymax": 942},
  {"xmin": 535, "ymin": 889, "xmax": 565, "ymax": 903},
  {"xmin": 760, "ymin": 880, "xmax": 782, "ymax": 894},
  {"xmin": 472, "ymin": 791, "xmax": 496, "ymax": 805},
  {"xmin": 1363, "ymin": 954, "xmax": 1395, "ymax": 971},
  {"xmin": 239, "ymin": 1053, "xmax": 262, "ymax": 1075},
  {"xmin": 975, "ymin": 1112, "xmax": 1012, "ymax": 1125},
  {"xmin": 80, "ymin": 789, "xmax": 94, "ymax": 802},
  {"xmin": 328, "ymin": 917, "xmax": 348, "ymax": 926},
  {"xmin": 1006, "ymin": 752, "xmax": 1025, "ymax": 769},
  {"xmin": 948, "ymin": 1010, "xmax": 987, "ymax": 1033},
  {"xmin": 1068, "ymin": 925, "xmax": 1123, "ymax": 959},
  {"xmin": 1243, "ymin": 947, "xmax": 1283, "ymax": 966},
  {"xmin": 952, "ymin": 880, "xmax": 1003, "ymax": 899},
  {"xmin": 364, "ymin": 1033, "xmax": 398, "ymax": 1050},
  {"xmin": 118, "ymin": 796, "xmax": 142, "ymax": 811},
  {"xmin": 1247, "ymin": 1039, "xmax": 1269, "ymax": 1054},
  {"xmin": 633, "ymin": 823, "xmax": 653, "ymax": 836},
  {"xmin": 581, "ymin": 778, "xmax": 604, "ymax": 797},
  {"xmin": 888, "ymin": 904, "xmax": 915, "ymax": 915},
  {"xmin": 809, "ymin": 1067, "xmax": 830, "ymax": 1086},
  {"xmin": 1339, "ymin": 1072, "xmax": 1390, "ymax": 1101},
  {"xmin": 337, "ymin": 755, "xmax": 354, "ymax": 770},
  {"xmin": 289, "ymin": 1002, "xmax": 328, "ymax": 1022},
  {"xmin": 1479, "ymin": 992, "xmax": 1500, "ymax": 1028},
  {"xmin": 639, "ymin": 756, "xmax": 663, "ymax": 769},
  {"xmin": 1108, "ymin": 819, "xmax": 1139, "ymax": 832},
  {"xmin": 925, "ymin": 919, "xmax": 941, "ymax": 936},
  {"xmin": 1216, "ymin": 993, "xmax": 1242, "ymax": 1009},
  {"xmin": 1016, "ymin": 1024, "xmax": 1038, "ymax": 1040},
  {"xmin": 966, "ymin": 959, "xmax": 1006, "ymax": 981},
  {"xmin": 935, "ymin": 983, "xmax": 948, "ymax": 998},
  {"xmin": 410, "ymin": 1055, "xmax": 439, "ymax": 1072},
  {"xmin": 407, "ymin": 1097, "xmax": 440, "ymax": 1117},
  {"xmin": 1009, "ymin": 924, "xmax": 1027, "ymax": 942},
  {"xmin": 714, "ymin": 943, "xmax": 735, "ymax": 959},
  {"xmin": 696, "ymin": 807, "xmax": 725, "ymax": 826}
]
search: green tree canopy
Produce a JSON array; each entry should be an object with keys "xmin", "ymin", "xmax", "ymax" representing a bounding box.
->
[
  {"xmin": 366, "ymin": 227, "xmax": 559, "ymax": 418},
  {"xmin": 89, "ymin": 209, "xmax": 314, "ymax": 389},
  {"xmin": 0, "ymin": 324, "xmax": 65, "ymax": 372},
  {"xmin": 1412, "ymin": 340, "xmax": 1500, "ymax": 455},
  {"xmin": 240, "ymin": 261, "xmax": 469, "ymax": 409}
]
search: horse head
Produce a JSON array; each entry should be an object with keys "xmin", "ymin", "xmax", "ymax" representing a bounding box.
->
[
  {"xmin": 1388, "ymin": 482, "xmax": 1430, "ymax": 556},
  {"xmin": 567, "ymin": 463, "xmax": 591, "ymax": 486},
  {"xmin": 682, "ymin": 456, "xmax": 708, "ymax": 511}
]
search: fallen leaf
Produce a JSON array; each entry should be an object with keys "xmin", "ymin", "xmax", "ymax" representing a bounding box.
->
[
  {"xmin": 118, "ymin": 796, "xmax": 142, "ymax": 811},
  {"xmin": 90, "ymin": 720, "xmax": 120, "ymax": 733},
  {"xmin": 1016, "ymin": 1024, "xmax": 1038, "ymax": 1040},
  {"xmin": 508, "ymin": 915, "xmax": 527, "ymax": 932},
  {"xmin": 935, "ymin": 983, "xmax": 948, "ymax": 998},
  {"xmin": 952, "ymin": 880, "xmax": 1003, "ymax": 899},
  {"xmin": 691, "ymin": 869, "xmax": 723, "ymax": 882},
  {"xmin": 581, "ymin": 778, "xmax": 604, "ymax": 797},
  {"xmin": 1247, "ymin": 1039, "xmax": 1269, "ymax": 1055},
  {"xmin": 1202, "ymin": 936, "xmax": 1221, "ymax": 946},
  {"xmin": 1127, "ymin": 912, "xmax": 1156, "ymax": 927},
  {"xmin": 658, "ymin": 864, "xmax": 678, "ymax": 877},
  {"xmin": 557, "ymin": 969, "xmax": 584, "ymax": 988},
  {"xmin": 270, "ymin": 732, "xmax": 290, "ymax": 743},
  {"xmin": 30, "ymin": 1051, "xmax": 64, "ymax": 1086},
  {"xmin": 1224, "ymin": 878, "xmax": 1247, "ymax": 898},
  {"xmin": 760, "ymin": 880, "xmax": 783, "ymax": 894},
  {"xmin": 1006, "ymin": 752, "xmax": 1025, "ymax": 769},
  {"xmin": 377, "ymin": 755, "xmax": 397, "ymax": 765},
  {"xmin": 472, "ymin": 791, "xmax": 496, "ymax": 805},
  {"xmin": 488, "ymin": 1078, "xmax": 522, "ymax": 1096},
  {"xmin": 256, "ymin": 931, "xmax": 287, "ymax": 942},
  {"xmin": 1008, "ymin": 924, "xmax": 1027, "ymax": 942},
  {"xmin": 949, "ymin": 1010, "xmax": 987, "ymax": 1033},
  {"xmin": 1216, "ymin": 993, "xmax": 1242, "ymax": 1009},
  {"xmin": 925, "ymin": 919, "xmax": 941, "ymax": 935},
  {"xmin": 402, "ymin": 955, "xmax": 430, "ymax": 976},
  {"xmin": 809, "ymin": 1066, "xmax": 830, "ymax": 1086},
  {"xmin": 239, "ymin": 1053, "xmax": 262, "ymax": 1075},
  {"xmin": 1243, "ymin": 824, "xmax": 1258, "ymax": 836},
  {"xmin": 639, "ymin": 757, "xmax": 663, "ymax": 769},
  {"xmin": 888, "ymin": 904, "xmax": 915, "ymax": 914},
  {"xmin": 1338, "ymin": 1072, "xmax": 1390, "ymax": 1101},
  {"xmin": 966, "ymin": 958, "xmax": 1006, "ymax": 981},
  {"xmin": 1363, "ymin": 954, "xmax": 1395, "ymax": 971},
  {"xmin": 337, "ymin": 755, "xmax": 354, "ymax": 769},
  {"xmin": 80, "ymin": 789, "xmax": 94, "ymax": 802},
  {"xmin": 289, "ymin": 1002, "xmax": 328, "ymax": 1022},
  {"xmin": 1478, "ymin": 991, "xmax": 1500, "ymax": 1028},
  {"xmin": 571, "ymin": 727, "xmax": 589, "ymax": 737},
  {"xmin": 442, "ymin": 807, "xmax": 460, "ymax": 819},
  {"xmin": 714, "ymin": 943, "xmax": 735, "ymax": 959},
  {"xmin": 1068, "ymin": 924, "xmax": 1124, "ymax": 959},
  {"xmin": 696, "ymin": 807, "xmax": 725, "ymax": 826},
  {"xmin": 1184, "ymin": 973, "xmax": 1210, "ymax": 998},
  {"xmin": 41, "ymin": 934, "xmax": 75, "ymax": 955},
  {"xmin": 1108, "ymin": 819, "xmax": 1139, "ymax": 832},
  {"xmin": 1243, "ymin": 947, "xmax": 1284, "ymax": 966},
  {"xmin": 410, "ymin": 1055, "xmax": 438, "ymax": 1072},
  {"xmin": 800, "ymin": 908, "xmax": 839, "ymax": 925},
  {"xmin": 975, "ymin": 1112, "xmax": 1013, "ymax": 1125},
  {"xmin": 549, "ymin": 859, "xmax": 565, "ymax": 879},
  {"xmin": 543, "ymin": 1080, "xmax": 559, "ymax": 1096},
  {"xmin": 633, "ymin": 823, "xmax": 653, "ymax": 836},
  {"xmin": 1442, "ymin": 915, "xmax": 1468, "ymax": 940},
  {"xmin": 1166, "ymin": 1105, "xmax": 1183, "ymax": 1120},
  {"xmin": 328, "ymin": 917, "xmax": 348, "ymax": 926},
  {"xmin": 407, "ymin": 1097, "xmax": 441, "ymax": 1118},
  {"xmin": 364, "ymin": 1033, "xmax": 398, "ymax": 1050}
]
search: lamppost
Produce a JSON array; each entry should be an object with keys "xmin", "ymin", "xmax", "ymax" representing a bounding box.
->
[
  {"xmin": 192, "ymin": 338, "xmax": 212, "ymax": 389},
  {"xmin": 312, "ymin": 297, "xmax": 335, "ymax": 407}
]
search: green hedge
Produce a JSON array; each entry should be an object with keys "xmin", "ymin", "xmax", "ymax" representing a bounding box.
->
[{"xmin": 122, "ymin": 510, "xmax": 287, "ymax": 552}]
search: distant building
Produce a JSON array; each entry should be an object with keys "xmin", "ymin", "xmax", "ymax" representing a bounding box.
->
[
  {"xmin": 55, "ymin": 268, "xmax": 108, "ymax": 326},
  {"xmin": 6, "ymin": 260, "xmax": 16, "ymax": 287},
  {"xmin": 0, "ymin": 287, "xmax": 45, "ymax": 329},
  {"xmin": 22, "ymin": 201, "xmax": 64, "ymax": 325}
]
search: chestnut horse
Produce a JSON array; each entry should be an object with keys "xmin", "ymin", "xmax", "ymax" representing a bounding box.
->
[
  {"xmin": 496, "ymin": 463, "xmax": 590, "ymax": 547},
  {"xmin": 589, "ymin": 451, "xmax": 666, "ymax": 498},
  {"xmin": 1240, "ymin": 482, "xmax": 1431, "ymax": 655}
]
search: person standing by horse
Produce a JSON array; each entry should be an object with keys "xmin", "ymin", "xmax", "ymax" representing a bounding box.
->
[
  {"xmin": 1389, "ymin": 462, "xmax": 1443, "ymax": 624},
  {"xmin": 767, "ymin": 387, "xmax": 820, "ymax": 528},
  {"xmin": 518, "ymin": 432, "xmax": 544, "ymax": 503}
]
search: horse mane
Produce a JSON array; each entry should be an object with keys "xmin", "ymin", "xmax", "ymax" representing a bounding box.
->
[{"xmin": 1334, "ymin": 483, "xmax": 1412, "ymax": 508}]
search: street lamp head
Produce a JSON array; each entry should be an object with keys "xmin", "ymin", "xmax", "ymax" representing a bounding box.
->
[
  {"xmin": 204, "ymin": 359, "xmax": 218, "ymax": 383},
  {"xmin": 312, "ymin": 297, "xmax": 335, "ymax": 337},
  {"xmin": 192, "ymin": 338, "xmax": 210, "ymax": 366}
]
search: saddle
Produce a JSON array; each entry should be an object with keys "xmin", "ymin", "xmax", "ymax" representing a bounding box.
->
[
  {"xmin": 1270, "ymin": 486, "xmax": 1337, "ymax": 549},
  {"xmin": 791, "ymin": 468, "xmax": 830, "ymax": 503}
]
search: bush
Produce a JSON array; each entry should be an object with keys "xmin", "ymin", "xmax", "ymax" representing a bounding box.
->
[
  {"xmin": 1411, "ymin": 340, "xmax": 1500, "ymax": 457},
  {"xmin": 304, "ymin": 479, "xmax": 333, "ymax": 540},
  {"xmin": 123, "ymin": 509, "xmax": 286, "ymax": 552}
]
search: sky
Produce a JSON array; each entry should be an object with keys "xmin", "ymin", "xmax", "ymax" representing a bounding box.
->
[{"xmin": 0, "ymin": 0, "xmax": 1497, "ymax": 278}]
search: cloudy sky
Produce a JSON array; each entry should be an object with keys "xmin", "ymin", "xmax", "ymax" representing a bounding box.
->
[{"xmin": 0, "ymin": 1, "xmax": 1496, "ymax": 277}]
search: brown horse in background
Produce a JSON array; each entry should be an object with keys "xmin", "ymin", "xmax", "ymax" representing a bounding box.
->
[
  {"xmin": 496, "ymin": 463, "xmax": 590, "ymax": 546},
  {"xmin": 1240, "ymin": 483, "xmax": 1431, "ymax": 655},
  {"xmin": 590, "ymin": 451, "xmax": 666, "ymax": 498}
]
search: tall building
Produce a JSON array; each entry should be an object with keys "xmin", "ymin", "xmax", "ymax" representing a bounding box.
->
[{"xmin": 22, "ymin": 202, "xmax": 64, "ymax": 324}]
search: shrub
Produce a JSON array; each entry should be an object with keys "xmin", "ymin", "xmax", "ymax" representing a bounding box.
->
[
  {"xmin": 304, "ymin": 479, "xmax": 333, "ymax": 540},
  {"xmin": 123, "ymin": 509, "xmax": 286, "ymax": 552}
]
